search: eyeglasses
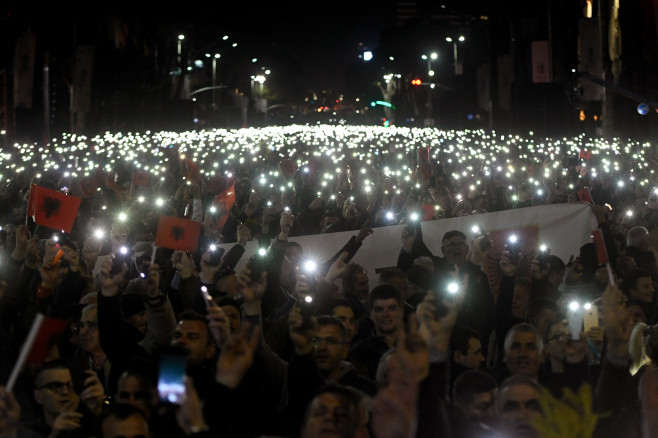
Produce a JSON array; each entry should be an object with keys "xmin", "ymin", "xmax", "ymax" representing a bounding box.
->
[
  {"xmin": 38, "ymin": 381, "xmax": 75, "ymax": 393},
  {"xmin": 72, "ymin": 321, "xmax": 98, "ymax": 334},
  {"xmin": 311, "ymin": 336, "xmax": 343, "ymax": 346}
]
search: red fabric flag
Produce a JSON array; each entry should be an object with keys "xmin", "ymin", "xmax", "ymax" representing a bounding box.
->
[
  {"xmin": 132, "ymin": 171, "xmax": 150, "ymax": 187},
  {"xmin": 26, "ymin": 316, "xmax": 69, "ymax": 366},
  {"xmin": 31, "ymin": 185, "xmax": 82, "ymax": 233},
  {"xmin": 26, "ymin": 183, "xmax": 36, "ymax": 219},
  {"xmin": 579, "ymin": 149, "xmax": 592, "ymax": 160},
  {"xmin": 154, "ymin": 215, "xmax": 202, "ymax": 253},
  {"xmin": 185, "ymin": 159, "xmax": 201, "ymax": 185},
  {"xmin": 591, "ymin": 229, "xmax": 610, "ymax": 265},
  {"xmin": 577, "ymin": 187, "xmax": 594, "ymax": 204},
  {"xmin": 278, "ymin": 159, "xmax": 298, "ymax": 179},
  {"xmin": 206, "ymin": 175, "xmax": 230, "ymax": 194},
  {"xmin": 212, "ymin": 182, "xmax": 236, "ymax": 229},
  {"xmin": 420, "ymin": 204, "xmax": 435, "ymax": 221}
]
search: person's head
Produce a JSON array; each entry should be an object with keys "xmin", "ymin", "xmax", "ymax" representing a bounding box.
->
[
  {"xmin": 495, "ymin": 374, "xmax": 544, "ymax": 438},
  {"xmin": 367, "ymin": 284, "xmax": 404, "ymax": 337},
  {"xmin": 450, "ymin": 325, "xmax": 485, "ymax": 370},
  {"xmin": 622, "ymin": 268, "xmax": 655, "ymax": 303},
  {"xmin": 300, "ymin": 384, "xmax": 361, "ymax": 438},
  {"xmin": 377, "ymin": 267, "xmax": 409, "ymax": 300},
  {"xmin": 545, "ymin": 255, "xmax": 566, "ymax": 288},
  {"xmin": 452, "ymin": 370, "xmax": 497, "ymax": 424},
  {"xmin": 503, "ymin": 323, "xmax": 544, "ymax": 379},
  {"xmin": 100, "ymin": 403, "xmax": 149, "ymax": 438},
  {"xmin": 78, "ymin": 303, "xmax": 102, "ymax": 355},
  {"xmin": 216, "ymin": 297, "xmax": 242, "ymax": 334},
  {"xmin": 525, "ymin": 297, "xmax": 559, "ymax": 338},
  {"xmin": 312, "ymin": 316, "xmax": 350, "ymax": 378},
  {"xmin": 543, "ymin": 313, "xmax": 569, "ymax": 363},
  {"xmin": 322, "ymin": 298, "xmax": 358, "ymax": 343},
  {"xmin": 114, "ymin": 358, "xmax": 156, "ymax": 419},
  {"xmin": 627, "ymin": 225, "xmax": 650, "ymax": 251},
  {"xmin": 121, "ymin": 292, "xmax": 147, "ymax": 335},
  {"xmin": 33, "ymin": 360, "xmax": 76, "ymax": 424},
  {"xmin": 171, "ymin": 311, "xmax": 217, "ymax": 367},
  {"xmin": 214, "ymin": 269, "xmax": 239, "ymax": 298},
  {"xmin": 616, "ymin": 255, "xmax": 638, "ymax": 279},
  {"xmin": 281, "ymin": 241, "xmax": 304, "ymax": 287},
  {"xmin": 511, "ymin": 279, "xmax": 532, "ymax": 320},
  {"xmin": 440, "ymin": 230, "xmax": 469, "ymax": 267},
  {"xmin": 626, "ymin": 299, "xmax": 649, "ymax": 327},
  {"xmin": 342, "ymin": 263, "xmax": 370, "ymax": 302}
]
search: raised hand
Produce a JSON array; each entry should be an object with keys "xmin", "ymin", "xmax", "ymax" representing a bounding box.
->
[
  {"xmin": 50, "ymin": 397, "xmax": 82, "ymax": 436},
  {"xmin": 94, "ymin": 254, "xmax": 127, "ymax": 297},
  {"xmin": 602, "ymin": 280, "xmax": 632, "ymax": 360},
  {"xmin": 206, "ymin": 299, "xmax": 231, "ymax": 348},
  {"xmin": 175, "ymin": 376, "xmax": 208, "ymax": 435},
  {"xmin": 79, "ymin": 370, "xmax": 105, "ymax": 415},
  {"xmin": 325, "ymin": 251, "xmax": 350, "ymax": 284},
  {"xmin": 215, "ymin": 323, "xmax": 261, "ymax": 388},
  {"xmin": 0, "ymin": 387, "xmax": 20, "ymax": 437}
]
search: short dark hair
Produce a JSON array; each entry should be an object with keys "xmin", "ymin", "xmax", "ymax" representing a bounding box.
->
[
  {"xmin": 216, "ymin": 297, "xmax": 242, "ymax": 319},
  {"xmin": 342, "ymin": 262, "xmax": 367, "ymax": 289},
  {"xmin": 33, "ymin": 359, "xmax": 71, "ymax": 386},
  {"xmin": 367, "ymin": 284, "xmax": 402, "ymax": 309},
  {"xmin": 452, "ymin": 370, "xmax": 497, "ymax": 406},
  {"xmin": 315, "ymin": 298, "xmax": 358, "ymax": 318},
  {"xmin": 377, "ymin": 267, "xmax": 407, "ymax": 284},
  {"xmin": 622, "ymin": 268, "xmax": 653, "ymax": 295},
  {"xmin": 526, "ymin": 297, "xmax": 559, "ymax": 324},
  {"xmin": 449, "ymin": 325, "xmax": 481, "ymax": 357},
  {"xmin": 442, "ymin": 230, "xmax": 467, "ymax": 245},
  {"xmin": 98, "ymin": 403, "xmax": 148, "ymax": 437},
  {"xmin": 315, "ymin": 315, "xmax": 348, "ymax": 341},
  {"xmin": 302, "ymin": 384, "xmax": 361, "ymax": 431}
]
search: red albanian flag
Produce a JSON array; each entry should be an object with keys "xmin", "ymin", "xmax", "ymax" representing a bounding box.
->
[
  {"xmin": 29, "ymin": 185, "xmax": 82, "ymax": 233},
  {"xmin": 25, "ymin": 315, "xmax": 69, "ymax": 366},
  {"xmin": 577, "ymin": 187, "xmax": 594, "ymax": 204},
  {"xmin": 579, "ymin": 149, "xmax": 592, "ymax": 160},
  {"xmin": 154, "ymin": 215, "xmax": 202, "ymax": 253}
]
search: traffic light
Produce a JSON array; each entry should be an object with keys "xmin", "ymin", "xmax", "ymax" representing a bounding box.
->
[{"xmin": 411, "ymin": 78, "xmax": 422, "ymax": 86}]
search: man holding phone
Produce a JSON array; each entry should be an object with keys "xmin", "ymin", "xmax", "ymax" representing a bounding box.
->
[{"xmin": 397, "ymin": 228, "xmax": 495, "ymax": 358}]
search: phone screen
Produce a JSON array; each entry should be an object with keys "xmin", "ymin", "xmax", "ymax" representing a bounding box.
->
[
  {"xmin": 566, "ymin": 303, "xmax": 584, "ymax": 341},
  {"xmin": 157, "ymin": 351, "xmax": 187, "ymax": 405}
]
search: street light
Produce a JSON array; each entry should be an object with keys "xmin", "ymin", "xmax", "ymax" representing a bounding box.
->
[
  {"xmin": 421, "ymin": 52, "xmax": 438, "ymax": 125},
  {"xmin": 205, "ymin": 53, "xmax": 221, "ymax": 109},
  {"xmin": 177, "ymin": 34, "xmax": 185, "ymax": 65},
  {"xmin": 446, "ymin": 35, "xmax": 465, "ymax": 75}
]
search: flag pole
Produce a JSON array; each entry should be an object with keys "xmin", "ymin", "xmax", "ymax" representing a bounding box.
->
[
  {"xmin": 6, "ymin": 313, "xmax": 45, "ymax": 392},
  {"xmin": 151, "ymin": 245, "xmax": 157, "ymax": 265}
]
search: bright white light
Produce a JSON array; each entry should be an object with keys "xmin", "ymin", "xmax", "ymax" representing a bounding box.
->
[
  {"xmin": 569, "ymin": 301, "xmax": 580, "ymax": 311},
  {"xmin": 258, "ymin": 248, "xmax": 267, "ymax": 256},
  {"xmin": 363, "ymin": 51, "xmax": 373, "ymax": 61},
  {"xmin": 447, "ymin": 282, "xmax": 459, "ymax": 294}
]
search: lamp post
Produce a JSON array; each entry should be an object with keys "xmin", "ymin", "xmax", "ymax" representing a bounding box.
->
[
  {"xmin": 206, "ymin": 53, "xmax": 221, "ymax": 109},
  {"xmin": 421, "ymin": 52, "xmax": 438, "ymax": 126},
  {"xmin": 446, "ymin": 35, "xmax": 465, "ymax": 75}
]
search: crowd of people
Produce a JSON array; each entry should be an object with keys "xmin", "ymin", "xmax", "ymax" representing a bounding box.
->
[{"xmin": 0, "ymin": 125, "xmax": 657, "ymax": 438}]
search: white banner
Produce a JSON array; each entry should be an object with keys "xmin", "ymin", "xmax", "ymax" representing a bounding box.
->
[{"xmin": 219, "ymin": 203, "xmax": 598, "ymax": 281}]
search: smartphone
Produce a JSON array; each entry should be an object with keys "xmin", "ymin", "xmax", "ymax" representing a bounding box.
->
[
  {"xmin": 537, "ymin": 245, "xmax": 551, "ymax": 265},
  {"xmin": 201, "ymin": 286, "xmax": 213, "ymax": 309},
  {"xmin": 157, "ymin": 348, "xmax": 188, "ymax": 405},
  {"xmin": 583, "ymin": 304, "xmax": 599, "ymax": 333},
  {"xmin": 565, "ymin": 301, "xmax": 585, "ymax": 341},
  {"xmin": 506, "ymin": 236, "xmax": 521, "ymax": 265},
  {"xmin": 298, "ymin": 295, "xmax": 315, "ymax": 330},
  {"xmin": 206, "ymin": 245, "xmax": 225, "ymax": 267}
]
